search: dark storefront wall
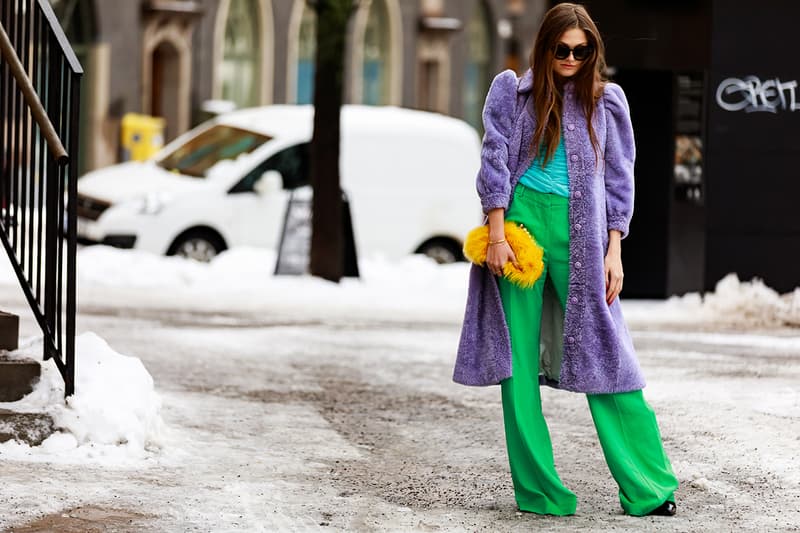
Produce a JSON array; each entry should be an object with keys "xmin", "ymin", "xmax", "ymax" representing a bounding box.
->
[
  {"xmin": 575, "ymin": 0, "xmax": 712, "ymax": 297},
  {"xmin": 584, "ymin": 0, "xmax": 800, "ymax": 296},
  {"xmin": 583, "ymin": 0, "xmax": 710, "ymax": 73},
  {"xmin": 706, "ymin": 1, "xmax": 800, "ymax": 293},
  {"xmin": 611, "ymin": 69, "xmax": 673, "ymax": 298}
]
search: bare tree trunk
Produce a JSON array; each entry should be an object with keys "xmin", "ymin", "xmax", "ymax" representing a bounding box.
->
[{"xmin": 309, "ymin": 0, "xmax": 356, "ymax": 282}]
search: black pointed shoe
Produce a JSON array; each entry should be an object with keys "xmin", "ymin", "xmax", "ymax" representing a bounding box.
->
[{"xmin": 647, "ymin": 501, "xmax": 677, "ymax": 516}]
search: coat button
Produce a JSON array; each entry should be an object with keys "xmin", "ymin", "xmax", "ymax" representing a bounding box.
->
[
  {"xmin": 575, "ymin": 191, "xmax": 582, "ymax": 198},
  {"xmin": 571, "ymin": 296, "xmax": 578, "ymax": 304},
  {"xmin": 575, "ymin": 223, "xmax": 582, "ymax": 230},
  {"xmin": 567, "ymin": 124, "xmax": 575, "ymax": 131},
  {"xmin": 570, "ymin": 154, "xmax": 579, "ymax": 162},
  {"xmin": 575, "ymin": 261, "xmax": 582, "ymax": 268},
  {"xmin": 568, "ymin": 336, "xmax": 575, "ymax": 343}
]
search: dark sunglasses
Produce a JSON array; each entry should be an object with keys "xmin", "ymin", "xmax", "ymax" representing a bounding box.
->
[{"xmin": 553, "ymin": 43, "xmax": 594, "ymax": 61}]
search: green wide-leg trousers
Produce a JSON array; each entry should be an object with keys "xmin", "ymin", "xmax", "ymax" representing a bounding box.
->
[{"xmin": 498, "ymin": 185, "xmax": 678, "ymax": 516}]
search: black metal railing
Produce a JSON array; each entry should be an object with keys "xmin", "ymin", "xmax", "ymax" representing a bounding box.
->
[{"xmin": 0, "ymin": 0, "xmax": 82, "ymax": 396}]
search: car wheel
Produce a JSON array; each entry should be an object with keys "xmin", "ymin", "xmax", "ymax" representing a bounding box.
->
[
  {"xmin": 418, "ymin": 238, "xmax": 463, "ymax": 264},
  {"xmin": 167, "ymin": 230, "xmax": 226, "ymax": 262}
]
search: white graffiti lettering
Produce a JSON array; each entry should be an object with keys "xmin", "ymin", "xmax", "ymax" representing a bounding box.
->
[{"xmin": 716, "ymin": 76, "xmax": 800, "ymax": 113}]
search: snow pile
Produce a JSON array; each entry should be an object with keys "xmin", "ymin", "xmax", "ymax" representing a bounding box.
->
[
  {"xmin": 700, "ymin": 274, "xmax": 800, "ymax": 327},
  {"xmin": 74, "ymin": 245, "xmax": 469, "ymax": 322},
  {"xmin": 660, "ymin": 274, "xmax": 800, "ymax": 328},
  {"xmin": 76, "ymin": 245, "xmax": 210, "ymax": 288},
  {"xmin": 0, "ymin": 332, "xmax": 166, "ymax": 463},
  {"xmin": 53, "ymin": 333, "xmax": 165, "ymax": 450},
  {"xmin": 75, "ymin": 244, "xmax": 464, "ymax": 292},
  {"xmin": 74, "ymin": 247, "xmax": 800, "ymax": 327}
]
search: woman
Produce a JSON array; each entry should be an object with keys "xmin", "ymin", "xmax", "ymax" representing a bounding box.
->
[{"xmin": 453, "ymin": 3, "xmax": 679, "ymax": 517}]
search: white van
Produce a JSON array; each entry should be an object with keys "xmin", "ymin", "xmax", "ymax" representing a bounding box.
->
[{"xmin": 75, "ymin": 105, "xmax": 482, "ymax": 263}]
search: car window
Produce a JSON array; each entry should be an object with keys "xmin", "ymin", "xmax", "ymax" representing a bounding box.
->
[
  {"xmin": 229, "ymin": 143, "xmax": 310, "ymax": 193},
  {"xmin": 157, "ymin": 125, "xmax": 272, "ymax": 178}
]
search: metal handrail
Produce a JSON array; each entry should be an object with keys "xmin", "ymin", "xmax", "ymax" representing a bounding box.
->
[
  {"xmin": 35, "ymin": 0, "xmax": 82, "ymax": 75},
  {"xmin": 0, "ymin": 0, "xmax": 82, "ymax": 397},
  {"xmin": 0, "ymin": 22, "xmax": 67, "ymax": 164}
]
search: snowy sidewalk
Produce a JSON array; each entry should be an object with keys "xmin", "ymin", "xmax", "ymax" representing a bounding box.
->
[{"xmin": 0, "ymin": 247, "xmax": 798, "ymax": 531}]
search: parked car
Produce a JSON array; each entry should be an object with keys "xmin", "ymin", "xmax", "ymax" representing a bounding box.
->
[{"xmin": 75, "ymin": 105, "xmax": 482, "ymax": 263}]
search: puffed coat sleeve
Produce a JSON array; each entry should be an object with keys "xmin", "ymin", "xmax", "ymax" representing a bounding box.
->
[
  {"xmin": 476, "ymin": 69, "xmax": 518, "ymax": 213},
  {"xmin": 602, "ymin": 83, "xmax": 636, "ymax": 239}
]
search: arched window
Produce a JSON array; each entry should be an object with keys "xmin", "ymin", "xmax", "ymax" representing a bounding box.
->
[
  {"xmin": 463, "ymin": 1, "xmax": 492, "ymax": 131},
  {"xmin": 351, "ymin": 0, "xmax": 400, "ymax": 105},
  {"xmin": 361, "ymin": 0, "xmax": 391, "ymax": 105},
  {"xmin": 221, "ymin": 0, "xmax": 261, "ymax": 108},
  {"xmin": 296, "ymin": 6, "xmax": 317, "ymax": 104}
]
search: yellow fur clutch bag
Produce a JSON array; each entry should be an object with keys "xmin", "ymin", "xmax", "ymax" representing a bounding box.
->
[{"xmin": 463, "ymin": 221, "xmax": 544, "ymax": 288}]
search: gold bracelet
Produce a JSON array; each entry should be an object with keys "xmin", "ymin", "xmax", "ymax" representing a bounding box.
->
[{"xmin": 488, "ymin": 238, "xmax": 506, "ymax": 245}]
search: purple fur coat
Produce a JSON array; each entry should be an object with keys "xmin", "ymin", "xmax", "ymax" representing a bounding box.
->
[{"xmin": 453, "ymin": 68, "xmax": 646, "ymax": 394}]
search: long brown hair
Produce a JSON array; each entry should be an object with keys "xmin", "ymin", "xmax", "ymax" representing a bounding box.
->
[{"xmin": 528, "ymin": 3, "xmax": 606, "ymax": 164}]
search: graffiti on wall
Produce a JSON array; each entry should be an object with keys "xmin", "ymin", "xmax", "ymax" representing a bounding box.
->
[{"xmin": 716, "ymin": 76, "xmax": 800, "ymax": 113}]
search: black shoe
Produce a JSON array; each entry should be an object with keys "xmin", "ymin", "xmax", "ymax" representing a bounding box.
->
[{"xmin": 647, "ymin": 501, "xmax": 677, "ymax": 516}]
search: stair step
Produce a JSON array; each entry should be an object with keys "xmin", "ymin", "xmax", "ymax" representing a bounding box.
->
[
  {"xmin": 0, "ymin": 409, "xmax": 55, "ymax": 446},
  {"xmin": 0, "ymin": 356, "xmax": 41, "ymax": 402},
  {"xmin": 0, "ymin": 311, "xmax": 19, "ymax": 351}
]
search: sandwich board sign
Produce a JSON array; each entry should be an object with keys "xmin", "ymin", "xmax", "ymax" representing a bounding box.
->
[{"xmin": 274, "ymin": 186, "xmax": 359, "ymax": 278}]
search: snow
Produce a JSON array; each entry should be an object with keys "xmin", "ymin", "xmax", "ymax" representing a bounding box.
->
[
  {"xmin": 65, "ymin": 246, "xmax": 800, "ymax": 329},
  {"xmin": 204, "ymin": 145, "xmax": 268, "ymax": 181},
  {"xmin": 0, "ymin": 245, "xmax": 799, "ymax": 530},
  {"xmin": 2, "ymin": 243, "xmax": 800, "ymax": 329},
  {"xmin": 71, "ymin": 246, "xmax": 471, "ymax": 323},
  {"xmin": 0, "ymin": 246, "xmax": 798, "ymax": 469},
  {"xmin": 621, "ymin": 273, "xmax": 800, "ymax": 328},
  {"xmin": 697, "ymin": 274, "xmax": 798, "ymax": 326},
  {"xmin": 200, "ymin": 99, "xmax": 237, "ymax": 115},
  {"xmin": 77, "ymin": 161, "xmax": 209, "ymax": 203},
  {"xmin": 0, "ymin": 332, "xmax": 166, "ymax": 465},
  {"xmin": 0, "ymin": 245, "xmax": 474, "ymax": 465},
  {"xmin": 634, "ymin": 331, "xmax": 800, "ymax": 353}
]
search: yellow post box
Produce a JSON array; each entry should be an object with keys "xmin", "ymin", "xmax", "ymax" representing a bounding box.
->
[{"xmin": 120, "ymin": 113, "xmax": 166, "ymax": 161}]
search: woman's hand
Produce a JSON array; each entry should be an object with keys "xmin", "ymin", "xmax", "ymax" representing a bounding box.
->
[
  {"xmin": 605, "ymin": 230, "xmax": 624, "ymax": 304},
  {"xmin": 485, "ymin": 207, "xmax": 519, "ymax": 276},
  {"xmin": 487, "ymin": 241, "xmax": 519, "ymax": 276}
]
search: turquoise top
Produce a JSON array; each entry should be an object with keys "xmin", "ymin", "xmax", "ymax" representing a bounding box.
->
[{"xmin": 518, "ymin": 135, "xmax": 569, "ymax": 197}]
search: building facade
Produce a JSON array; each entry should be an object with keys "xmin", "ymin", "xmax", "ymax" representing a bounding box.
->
[
  {"xmin": 50, "ymin": 0, "xmax": 548, "ymax": 174},
  {"xmin": 59, "ymin": 0, "xmax": 798, "ymax": 297}
]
